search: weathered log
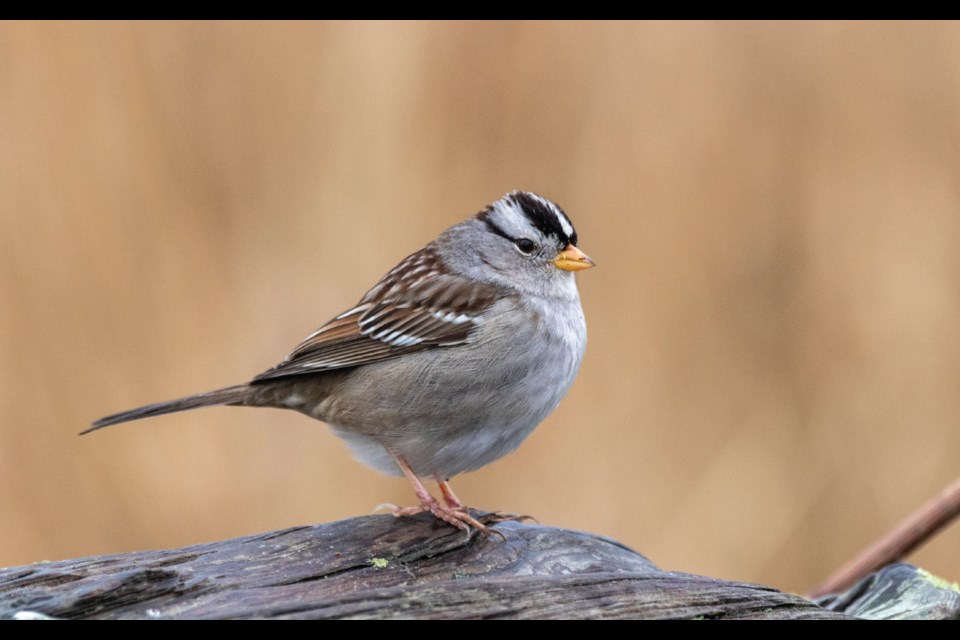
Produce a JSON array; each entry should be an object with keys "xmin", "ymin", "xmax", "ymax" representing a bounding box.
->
[
  {"xmin": 0, "ymin": 513, "xmax": 918, "ymax": 619},
  {"xmin": 815, "ymin": 563, "xmax": 960, "ymax": 620}
]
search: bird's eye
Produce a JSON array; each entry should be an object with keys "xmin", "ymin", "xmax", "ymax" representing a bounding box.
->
[{"xmin": 514, "ymin": 238, "xmax": 537, "ymax": 255}]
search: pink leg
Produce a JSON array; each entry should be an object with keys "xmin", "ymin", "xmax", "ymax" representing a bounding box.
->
[
  {"xmin": 435, "ymin": 476, "xmax": 465, "ymax": 510},
  {"xmin": 437, "ymin": 474, "xmax": 536, "ymax": 526},
  {"xmin": 377, "ymin": 452, "xmax": 490, "ymax": 535}
]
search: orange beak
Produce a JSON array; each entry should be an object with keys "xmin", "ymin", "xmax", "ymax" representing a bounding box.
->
[{"xmin": 554, "ymin": 244, "xmax": 596, "ymax": 272}]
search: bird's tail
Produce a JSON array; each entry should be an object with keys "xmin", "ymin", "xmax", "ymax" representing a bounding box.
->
[{"xmin": 83, "ymin": 384, "xmax": 252, "ymax": 435}]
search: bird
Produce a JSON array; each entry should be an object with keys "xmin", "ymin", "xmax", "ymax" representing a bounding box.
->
[{"xmin": 86, "ymin": 191, "xmax": 594, "ymax": 535}]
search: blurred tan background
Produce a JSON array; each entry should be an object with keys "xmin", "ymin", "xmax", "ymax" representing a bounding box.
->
[{"xmin": 2, "ymin": 21, "xmax": 959, "ymax": 594}]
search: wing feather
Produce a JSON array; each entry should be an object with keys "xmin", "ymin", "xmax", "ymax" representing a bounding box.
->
[{"xmin": 252, "ymin": 248, "xmax": 504, "ymax": 383}]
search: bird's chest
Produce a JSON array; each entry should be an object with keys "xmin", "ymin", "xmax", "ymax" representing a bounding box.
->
[
  {"xmin": 496, "ymin": 299, "xmax": 585, "ymax": 419},
  {"xmin": 430, "ymin": 297, "xmax": 585, "ymax": 454},
  {"xmin": 320, "ymin": 295, "xmax": 586, "ymax": 478}
]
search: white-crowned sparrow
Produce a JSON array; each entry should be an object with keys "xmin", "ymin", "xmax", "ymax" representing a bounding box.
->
[{"xmin": 86, "ymin": 191, "xmax": 594, "ymax": 534}]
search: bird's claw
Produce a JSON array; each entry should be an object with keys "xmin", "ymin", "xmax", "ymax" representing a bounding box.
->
[{"xmin": 374, "ymin": 500, "xmax": 505, "ymax": 540}]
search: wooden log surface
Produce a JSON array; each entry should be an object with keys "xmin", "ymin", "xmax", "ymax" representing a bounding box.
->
[{"xmin": 0, "ymin": 513, "xmax": 857, "ymax": 619}]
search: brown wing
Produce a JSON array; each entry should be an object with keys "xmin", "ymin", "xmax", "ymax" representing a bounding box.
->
[{"xmin": 251, "ymin": 248, "xmax": 504, "ymax": 382}]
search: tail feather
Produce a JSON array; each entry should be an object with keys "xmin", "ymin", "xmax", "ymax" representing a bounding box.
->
[{"xmin": 83, "ymin": 385, "xmax": 251, "ymax": 435}]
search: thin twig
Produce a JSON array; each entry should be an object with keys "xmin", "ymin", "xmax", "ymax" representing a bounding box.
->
[{"xmin": 809, "ymin": 476, "xmax": 960, "ymax": 599}]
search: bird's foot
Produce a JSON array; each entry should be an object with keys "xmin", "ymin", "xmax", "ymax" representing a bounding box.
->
[{"xmin": 375, "ymin": 498, "xmax": 505, "ymax": 540}]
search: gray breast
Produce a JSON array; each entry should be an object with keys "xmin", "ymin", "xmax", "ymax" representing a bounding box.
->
[{"xmin": 312, "ymin": 295, "xmax": 586, "ymax": 479}]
